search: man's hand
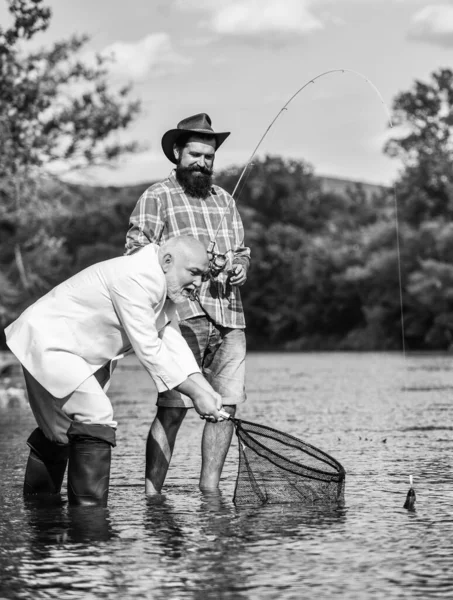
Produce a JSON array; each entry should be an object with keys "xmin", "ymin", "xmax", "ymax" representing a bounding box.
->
[
  {"xmin": 228, "ymin": 263, "xmax": 247, "ymax": 286},
  {"xmin": 192, "ymin": 388, "xmax": 222, "ymax": 422},
  {"xmin": 174, "ymin": 374, "xmax": 223, "ymax": 422}
]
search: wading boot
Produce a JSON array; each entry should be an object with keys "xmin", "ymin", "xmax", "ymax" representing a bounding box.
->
[
  {"xmin": 23, "ymin": 428, "xmax": 69, "ymax": 495},
  {"xmin": 67, "ymin": 423, "xmax": 116, "ymax": 507}
]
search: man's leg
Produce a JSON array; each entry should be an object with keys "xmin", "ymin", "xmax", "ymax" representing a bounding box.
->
[
  {"xmin": 199, "ymin": 326, "xmax": 246, "ymax": 490},
  {"xmin": 146, "ymin": 317, "xmax": 207, "ymax": 495},
  {"xmin": 63, "ymin": 365, "xmax": 117, "ymax": 507},
  {"xmin": 23, "ymin": 428, "xmax": 69, "ymax": 495},
  {"xmin": 200, "ymin": 404, "xmax": 236, "ymax": 490},
  {"xmin": 145, "ymin": 406, "xmax": 187, "ymax": 495},
  {"xmin": 22, "ymin": 364, "xmax": 117, "ymax": 505},
  {"xmin": 67, "ymin": 422, "xmax": 115, "ymax": 507},
  {"xmin": 22, "ymin": 368, "xmax": 70, "ymax": 496}
]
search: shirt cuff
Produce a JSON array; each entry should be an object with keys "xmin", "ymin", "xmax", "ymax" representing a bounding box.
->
[{"xmin": 153, "ymin": 365, "xmax": 201, "ymax": 393}]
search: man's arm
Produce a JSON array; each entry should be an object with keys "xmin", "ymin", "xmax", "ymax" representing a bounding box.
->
[
  {"xmin": 110, "ymin": 274, "xmax": 197, "ymax": 392},
  {"xmin": 110, "ymin": 273, "xmax": 223, "ymax": 420},
  {"xmin": 125, "ymin": 189, "xmax": 165, "ymax": 255},
  {"xmin": 230, "ymin": 200, "xmax": 251, "ymax": 286}
]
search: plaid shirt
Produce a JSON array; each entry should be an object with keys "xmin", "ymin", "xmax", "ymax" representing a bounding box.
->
[{"xmin": 125, "ymin": 170, "xmax": 251, "ymax": 328}]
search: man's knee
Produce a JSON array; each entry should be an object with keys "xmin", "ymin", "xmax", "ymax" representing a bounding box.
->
[{"xmin": 155, "ymin": 406, "xmax": 188, "ymax": 428}]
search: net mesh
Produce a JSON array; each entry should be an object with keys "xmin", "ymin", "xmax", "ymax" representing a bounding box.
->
[{"xmin": 232, "ymin": 418, "xmax": 345, "ymax": 506}]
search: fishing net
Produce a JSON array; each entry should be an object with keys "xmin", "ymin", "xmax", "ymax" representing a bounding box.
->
[{"xmin": 231, "ymin": 418, "xmax": 345, "ymax": 506}]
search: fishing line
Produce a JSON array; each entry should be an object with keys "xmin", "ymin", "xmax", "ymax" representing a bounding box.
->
[
  {"xmin": 392, "ymin": 182, "xmax": 406, "ymax": 355},
  {"xmin": 211, "ymin": 68, "xmax": 406, "ymax": 354}
]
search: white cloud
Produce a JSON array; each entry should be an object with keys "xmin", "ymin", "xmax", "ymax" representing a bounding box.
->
[
  {"xmin": 407, "ymin": 4, "xmax": 453, "ymax": 46},
  {"xmin": 175, "ymin": 0, "xmax": 323, "ymax": 39},
  {"xmin": 99, "ymin": 33, "xmax": 190, "ymax": 81}
]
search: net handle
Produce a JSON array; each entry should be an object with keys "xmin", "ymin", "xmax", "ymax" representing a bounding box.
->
[{"xmin": 219, "ymin": 409, "xmax": 234, "ymax": 421}]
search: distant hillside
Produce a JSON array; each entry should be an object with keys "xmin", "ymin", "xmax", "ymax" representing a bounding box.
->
[{"xmin": 317, "ymin": 175, "xmax": 388, "ymax": 200}]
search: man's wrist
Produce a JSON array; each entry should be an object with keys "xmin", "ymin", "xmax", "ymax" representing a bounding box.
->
[{"xmin": 233, "ymin": 258, "xmax": 249, "ymax": 271}]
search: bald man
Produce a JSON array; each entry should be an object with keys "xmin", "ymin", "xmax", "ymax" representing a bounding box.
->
[{"xmin": 5, "ymin": 236, "xmax": 222, "ymax": 507}]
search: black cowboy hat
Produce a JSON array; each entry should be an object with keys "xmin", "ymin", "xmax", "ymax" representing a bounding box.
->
[{"xmin": 161, "ymin": 113, "xmax": 230, "ymax": 164}]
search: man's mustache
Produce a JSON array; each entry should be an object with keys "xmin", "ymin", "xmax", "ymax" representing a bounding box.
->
[{"xmin": 188, "ymin": 165, "xmax": 213, "ymax": 176}]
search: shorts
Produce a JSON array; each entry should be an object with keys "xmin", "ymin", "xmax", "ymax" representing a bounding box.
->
[
  {"xmin": 157, "ymin": 316, "xmax": 246, "ymax": 408},
  {"xmin": 23, "ymin": 362, "xmax": 118, "ymax": 445}
]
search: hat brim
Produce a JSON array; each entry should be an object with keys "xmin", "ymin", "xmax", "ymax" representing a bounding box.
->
[{"xmin": 161, "ymin": 128, "xmax": 230, "ymax": 164}]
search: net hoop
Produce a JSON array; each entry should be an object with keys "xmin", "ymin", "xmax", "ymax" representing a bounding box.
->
[{"xmin": 232, "ymin": 418, "xmax": 346, "ymax": 483}]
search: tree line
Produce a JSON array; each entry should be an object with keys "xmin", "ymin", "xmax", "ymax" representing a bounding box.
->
[{"xmin": 2, "ymin": 1, "xmax": 453, "ymax": 351}]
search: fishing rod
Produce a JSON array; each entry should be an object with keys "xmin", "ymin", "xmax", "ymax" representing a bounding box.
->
[
  {"xmin": 211, "ymin": 68, "xmax": 392, "ymax": 240},
  {"xmin": 208, "ymin": 68, "xmax": 406, "ymax": 353}
]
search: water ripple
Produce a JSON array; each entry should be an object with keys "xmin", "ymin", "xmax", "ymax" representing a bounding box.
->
[{"xmin": 2, "ymin": 352, "xmax": 453, "ymax": 598}]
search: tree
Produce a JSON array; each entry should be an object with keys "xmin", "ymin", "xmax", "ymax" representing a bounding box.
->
[
  {"xmin": 0, "ymin": 0, "xmax": 140, "ymax": 175},
  {"xmin": 0, "ymin": 0, "xmax": 141, "ymax": 336},
  {"xmin": 385, "ymin": 68, "xmax": 453, "ymax": 225},
  {"xmin": 385, "ymin": 68, "xmax": 453, "ymax": 164},
  {"xmin": 217, "ymin": 155, "xmax": 323, "ymax": 231},
  {"xmin": 382, "ymin": 68, "xmax": 453, "ymax": 349}
]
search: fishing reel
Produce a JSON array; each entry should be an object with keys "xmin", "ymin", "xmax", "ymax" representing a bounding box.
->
[
  {"xmin": 206, "ymin": 240, "xmax": 231, "ymax": 279},
  {"xmin": 208, "ymin": 250, "xmax": 228, "ymax": 278}
]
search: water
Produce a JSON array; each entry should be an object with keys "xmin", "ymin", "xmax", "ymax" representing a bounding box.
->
[{"xmin": 1, "ymin": 352, "xmax": 453, "ymax": 599}]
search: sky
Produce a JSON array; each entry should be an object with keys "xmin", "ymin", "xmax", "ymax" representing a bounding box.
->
[{"xmin": 2, "ymin": 0, "xmax": 453, "ymax": 186}]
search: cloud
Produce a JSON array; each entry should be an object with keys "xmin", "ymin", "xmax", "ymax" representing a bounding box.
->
[
  {"xmin": 174, "ymin": 0, "xmax": 323, "ymax": 40},
  {"xmin": 99, "ymin": 33, "xmax": 191, "ymax": 81},
  {"xmin": 407, "ymin": 4, "xmax": 453, "ymax": 46}
]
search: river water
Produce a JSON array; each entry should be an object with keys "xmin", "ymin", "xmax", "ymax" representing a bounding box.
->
[{"xmin": 1, "ymin": 351, "xmax": 453, "ymax": 599}]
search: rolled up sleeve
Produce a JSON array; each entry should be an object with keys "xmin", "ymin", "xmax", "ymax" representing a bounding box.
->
[
  {"xmin": 124, "ymin": 191, "xmax": 165, "ymax": 255},
  {"xmin": 232, "ymin": 202, "xmax": 251, "ymax": 272}
]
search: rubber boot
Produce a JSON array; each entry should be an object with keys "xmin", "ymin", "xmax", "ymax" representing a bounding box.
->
[
  {"xmin": 67, "ymin": 424, "xmax": 116, "ymax": 507},
  {"xmin": 23, "ymin": 428, "xmax": 69, "ymax": 495}
]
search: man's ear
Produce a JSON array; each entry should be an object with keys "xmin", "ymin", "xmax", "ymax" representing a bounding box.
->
[
  {"xmin": 173, "ymin": 144, "xmax": 179, "ymax": 161},
  {"xmin": 161, "ymin": 252, "xmax": 173, "ymax": 273}
]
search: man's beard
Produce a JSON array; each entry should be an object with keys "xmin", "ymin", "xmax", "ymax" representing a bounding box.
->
[
  {"xmin": 167, "ymin": 285, "xmax": 189, "ymax": 304},
  {"xmin": 176, "ymin": 164, "xmax": 213, "ymax": 199},
  {"xmin": 166, "ymin": 271, "xmax": 196, "ymax": 304}
]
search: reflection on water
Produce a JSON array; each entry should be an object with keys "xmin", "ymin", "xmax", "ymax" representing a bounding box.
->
[{"xmin": 2, "ymin": 352, "xmax": 453, "ymax": 599}]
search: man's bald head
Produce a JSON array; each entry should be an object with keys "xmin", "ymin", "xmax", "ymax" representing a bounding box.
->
[
  {"xmin": 159, "ymin": 236, "xmax": 209, "ymax": 303},
  {"xmin": 159, "ymin": 236, "xmax": 208, "ymax": 265}
]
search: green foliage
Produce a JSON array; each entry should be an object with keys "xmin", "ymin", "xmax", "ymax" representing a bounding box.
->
[
  {"xmin": 0, "ymin": 0, "xmax": 140, "ymax": 174},
  {"xmin": 216, "ymin": 157, "xmax": 401, "ymax": 349},
  {"xmin": 0, "ymin": 0, "xmax": 141, "ymax": 338},
  {"xmin": 376, "ymin": 67, "xmax": 453, "ymax": 348},
  {"xmin": 385, "ymin": 68, "xmax": 453, "ymax": 165},
  {"xmin": 385, "ymin": 68, "xmax": 453, "ymax": 225},
  {"xmin": 218, "ymin": 155, "xmax": 361, "ymax": 233}
]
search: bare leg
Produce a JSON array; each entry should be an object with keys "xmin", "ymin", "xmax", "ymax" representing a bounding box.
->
[
  {"xmin": 145, "ymin": 406, "xmax": 187, "ymax": 495},
  {"xmin": 200, "ymin": 405, "xmax": 236, "ymax": 490}
]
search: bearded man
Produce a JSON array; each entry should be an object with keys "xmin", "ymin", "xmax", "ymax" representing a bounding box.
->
[{"xmin": 125, "ymin": 113, "xmax": 251, "ymax": 495}]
